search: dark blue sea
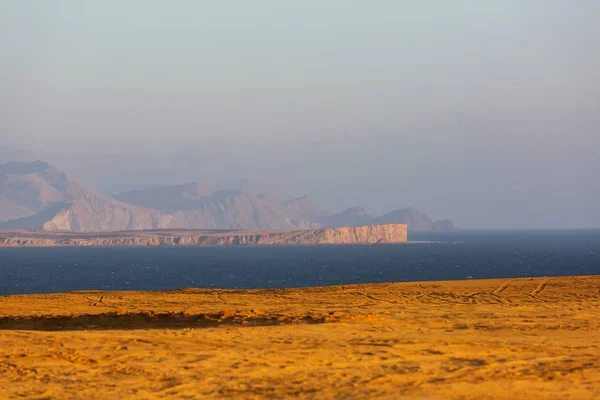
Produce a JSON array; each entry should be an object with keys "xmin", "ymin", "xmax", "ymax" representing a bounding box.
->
[{"xmin": 1, "ymin": 230, "xmax": 599, "ymax": 295}]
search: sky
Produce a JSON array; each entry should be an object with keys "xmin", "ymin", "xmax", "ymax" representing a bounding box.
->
[{"xmin": 1, "ymin": 1, "xmax": 599, "ymax": 228}]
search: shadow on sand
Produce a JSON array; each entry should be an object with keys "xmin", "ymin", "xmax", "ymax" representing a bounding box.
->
[{"xmin": 0, "ymin": 311, "xmax": 333, "ymax": 331}]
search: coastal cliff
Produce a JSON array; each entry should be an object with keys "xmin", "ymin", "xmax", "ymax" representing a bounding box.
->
[{"xmin": 0, "ymin": 224, "xmax": 408, "ymax": 247}]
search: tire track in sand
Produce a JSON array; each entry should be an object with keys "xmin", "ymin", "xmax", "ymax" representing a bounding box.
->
[
  {"xmin": 531, "ymin": 279, "xmax": 550, "ymax": 297},
  {"xmin": 493, "ymin": 281, "xmax": 512, "ymax": 295}
]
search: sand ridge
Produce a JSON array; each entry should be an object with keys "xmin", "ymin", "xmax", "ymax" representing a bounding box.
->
[{"xmin": 1, "ymin": 276, "xmax": 599, "ymax": 399}]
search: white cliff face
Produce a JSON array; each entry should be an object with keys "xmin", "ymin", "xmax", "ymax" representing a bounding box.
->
[
  {"xmin": 319, "ymin": 224, "xmax": 408, "ymax": 244},
  {"xmin": 0, "ymin": 224, "xmax": 408, "ymax": 247}
]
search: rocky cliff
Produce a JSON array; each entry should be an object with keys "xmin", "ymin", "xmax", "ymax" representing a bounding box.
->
[{"xmin": 0, "ymin": 224, "xmax": 407, "ymax": 247}]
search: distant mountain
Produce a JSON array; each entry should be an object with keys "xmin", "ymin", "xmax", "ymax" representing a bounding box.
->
[
  {"xmin": 0, "ymin": 195, "xmax": 169, "ymax": 232},
  {"xmin": 214, "ymin": 179, "xmax": 292, "ymax": 202},
  {"xmin": 318, "ymin": 206, "xmax": 375, "ymax": 228},
  {"xmin": 0, "ymin": 161, "xmax": 90, "ymax": 222},
  {"xmin": 0, "ymin": 161, "xmax": 168, "ymax": 231},
  {"xmin": 115, "ymin": 185, "xmax": 317, "ymax": 230},
  {"xmin": 318, "ymin": 206, "xmax": 455, "ymax": 231},
  {"xmin": 162, "ymin": 189, "xmax": 317, "ymax": 230},
  {"xmin": 375, "ymin": 207, "xmax": 455, "ymax": 231},
  {"xmin": 114, "ymin": 183, "xmax": 218, "ymax": 211},
  {"xmin": 282, "ymin": 196, "xmax": 330, "ymax": 220},
  {"xmin": 0, "ymin": 161, "xmax": 455, "ymax": 232}
]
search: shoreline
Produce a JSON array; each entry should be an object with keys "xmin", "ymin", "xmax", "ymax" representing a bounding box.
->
[
  {"xmin": 3, "ymin": 273, "xmax": 598, "ymax": 297},
  {"xmin": 1, "ymin": 274, "xmax": 597, "ymax": 319}
]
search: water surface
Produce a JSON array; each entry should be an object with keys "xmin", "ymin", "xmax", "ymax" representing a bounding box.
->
[{"xmin": 1, "ymin": 230, "xmax": 599, "ymax": 295}]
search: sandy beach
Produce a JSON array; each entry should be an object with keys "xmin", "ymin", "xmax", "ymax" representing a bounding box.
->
[{"xmin": 1, "ymin": 276, "xmax": 599, "ymax": 399}]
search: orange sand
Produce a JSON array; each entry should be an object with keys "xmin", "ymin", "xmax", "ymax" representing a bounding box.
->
[{"xmin": 1, "ymin": 276, "xmax": 599, "ymax": 399}]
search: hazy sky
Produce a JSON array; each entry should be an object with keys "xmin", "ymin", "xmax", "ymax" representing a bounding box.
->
[{"xmin": 1, "ymin": 1, "xmax": 599, "ymax": 228}]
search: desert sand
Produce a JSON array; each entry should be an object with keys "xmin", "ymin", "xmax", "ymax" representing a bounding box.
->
[{"xmin": 1, "ymin": 276, "xmax": 599, "ymax": 399}]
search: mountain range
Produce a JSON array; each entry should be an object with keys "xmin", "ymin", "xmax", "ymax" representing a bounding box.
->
[{"xmin": 0, "ymin": 161, "xmax": 455, "ymax": 232}]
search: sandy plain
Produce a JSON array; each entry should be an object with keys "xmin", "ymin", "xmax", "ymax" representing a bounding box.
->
[{"xmin": 0, "ymin": 276, "xmax": 599, "ymax": 399}]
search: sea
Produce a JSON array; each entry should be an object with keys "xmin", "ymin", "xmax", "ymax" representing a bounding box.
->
[{"xmin": 1, "ymin": 229, "xmax": 599, "ymax": 295}]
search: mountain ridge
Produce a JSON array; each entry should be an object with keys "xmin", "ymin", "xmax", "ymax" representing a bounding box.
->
[{"xmin": 0, "ymin": 161, "xmax": 455, "ymax": 232}]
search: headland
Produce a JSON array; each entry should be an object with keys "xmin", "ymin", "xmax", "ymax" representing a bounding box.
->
[{"xmin": 0, "ymin": 224, "xmax": 408, "ymax": 247}]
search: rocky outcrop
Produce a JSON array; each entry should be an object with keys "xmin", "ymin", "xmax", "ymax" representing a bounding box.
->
[{"xmin": 0, "ymin": 224, "xmax": 407, "ymax": 247}]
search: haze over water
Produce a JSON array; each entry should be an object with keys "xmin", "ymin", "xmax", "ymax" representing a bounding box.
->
[{"xmin": 2, "ymin": 2, "xmax": 599, "ymax": 229}]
